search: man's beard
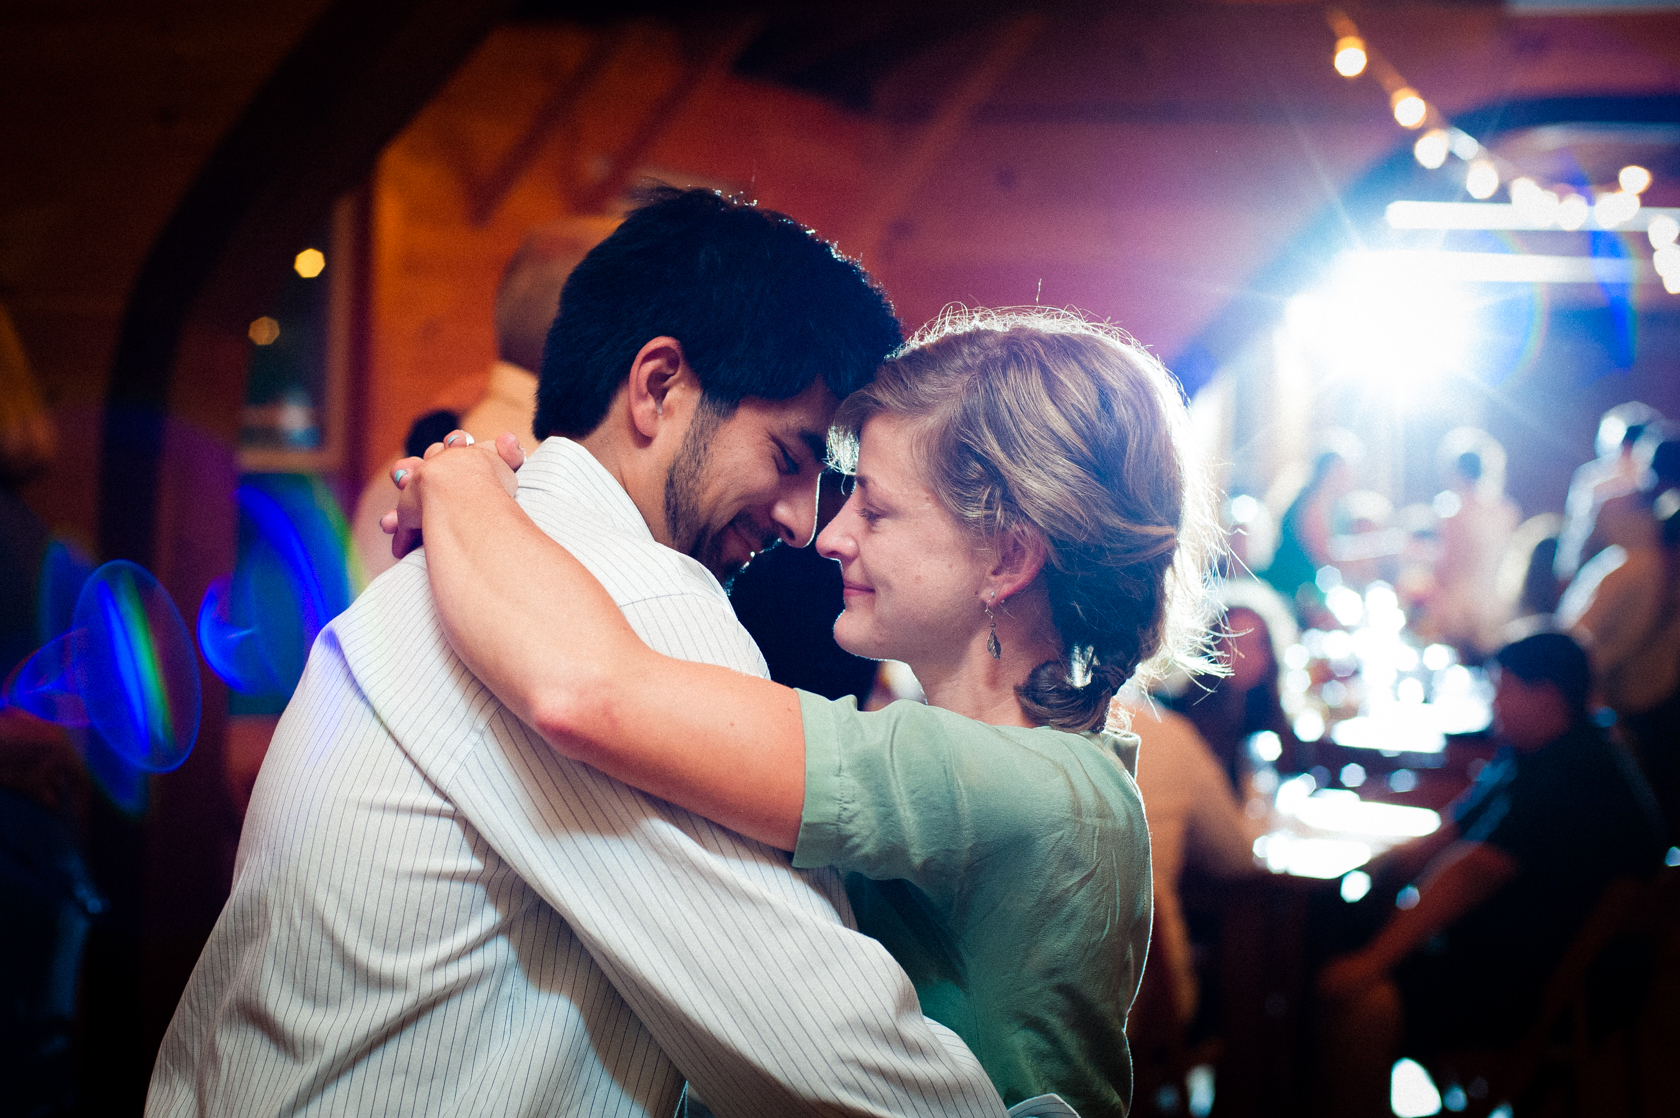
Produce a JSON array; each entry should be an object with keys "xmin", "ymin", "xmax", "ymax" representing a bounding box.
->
[{"xmin": 664, "ymin": 400, "xmax": 765, "ymax": 582}]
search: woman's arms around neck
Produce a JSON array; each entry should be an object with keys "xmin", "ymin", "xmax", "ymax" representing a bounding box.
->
[{"xmin": 393, "ymin": 440, "xmax": 805, "ymax": 850}]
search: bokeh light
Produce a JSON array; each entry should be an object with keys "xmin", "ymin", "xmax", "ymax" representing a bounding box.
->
[
  {"xmin": 1333, "ymin": 36, "xmax": 1367, "ymax": 78},
  {"xmin": 1465, "ymin": 160, "xmax": 1499, "ymax": 200},
  {"xmin": 1556, "ymin": 192, "xmax": 1589, "ymax": 231},
  {"xmin": 1649, "ymin": 214, "xmax": 1680, "ymax": 250},
  {"xmin": 248, "ymin": 316, "xmax": 281, "ymax": 345},
  {"xmin": 1391, "ymin": 1059, "xmax": 1443, "ymax": 1117},
  {"xmin": 293, "ymin": 248, "xmax": 326, "ymax": 278},
  {"xmin": 1391, "ymin": 89, "xmax": 1427, "ymax": 129},
  {"xmin": 4, "ymin": 561, "xmax": 200, "ymax": 772},
  {"xmin": 1592, "ymin": 190, "xmax": 1640, "ymax": 229},
  {"xmin": 1413, "ymin": 129, "xmax": 1450, "ymax": 170},
  {"xmin": 1618, "ymin": 164, "xmax": 1652, "ymax": 195}
]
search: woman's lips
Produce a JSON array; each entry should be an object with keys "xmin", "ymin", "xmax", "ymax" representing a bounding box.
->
[{"xmin": 840, "ymin": 582, "xmax": 873, "ymax": 600}]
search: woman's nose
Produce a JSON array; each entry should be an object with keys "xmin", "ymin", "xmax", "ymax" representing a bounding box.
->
[{"xmin": 816, "ymin": 498, "xmax": 858, "ymax": 560}]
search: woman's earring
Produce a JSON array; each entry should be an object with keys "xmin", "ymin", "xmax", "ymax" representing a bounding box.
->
[{"xmin": 985, "ymin": 595, "xmax": 1002, "ymax": 660}]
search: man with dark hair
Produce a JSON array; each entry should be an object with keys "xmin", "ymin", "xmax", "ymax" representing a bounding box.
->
[
  {"xmin": 1316, "ymin": 632, "xmax": 1664, "ymax": 1117},
  {"xmin": 149, "ymin": 189, "xmax": 1008, "ymax": 1118}
]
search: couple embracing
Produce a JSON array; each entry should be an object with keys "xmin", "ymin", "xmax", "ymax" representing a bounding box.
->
[{"xmin": 149, "ymin": 187, "xmax": 1213, "ymax": 1118}]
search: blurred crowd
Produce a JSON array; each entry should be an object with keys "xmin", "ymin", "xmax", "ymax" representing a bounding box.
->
[{"xmin": 1121, "ymin": 403, "xmax": 1677, "ymax": 1116}]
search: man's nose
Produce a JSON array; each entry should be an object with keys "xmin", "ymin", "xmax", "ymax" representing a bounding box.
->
[{"xmin": 772, "ymin": 473, "xmax": 822, "ymax": 548}]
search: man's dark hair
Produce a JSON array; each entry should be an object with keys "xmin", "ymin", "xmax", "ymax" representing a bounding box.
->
[
  {"xmin": 1496, "ymin": 632, "xmax": 1592, "ymax": 718},
  {"xmin": 533, "ymin": 186, "xmax": 902, "ymax": 439}
]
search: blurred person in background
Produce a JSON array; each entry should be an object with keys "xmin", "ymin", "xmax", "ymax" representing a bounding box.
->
[
  {"xmin": 1124, "ymin": 693, "xmax": 1264, "ymax": 1031},
  {"xmin": 1556, "ymin": 401, "xmax": 1662, "ymax": 583},
  {"xmin": 350, "ymin": 225, "xmax": 590, "ymax": 581},
  {"xmin": 1315, "ymin": 633, "xmax": 1664, "ymax": 1118},
  {"xmin": 1493, "ymin": 513, "xmax": 1564, "ymax": 644},
  {"xmin": 1558, "ymin": 434, "xmax": 1680, "ymax": 842},
  {"xmin": 1418, "ymin": 431, "xmax": 1520, "ymax": 658},
  {"xmin": 1161, "ymin": 579, "xmax": 1300, "ymax": 792},
  {"xmin": 1261, "ymin": 436, "xmax": 1360, "ymax": 612},
  {"xmin": 0, "ymin": 303, "xmax": 101, "ymax": 1118}
]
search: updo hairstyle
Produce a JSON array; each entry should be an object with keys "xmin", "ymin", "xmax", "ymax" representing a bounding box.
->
[{"xmin": 829, "ymin": 308, "xmax": 1218, "ymax": 733}]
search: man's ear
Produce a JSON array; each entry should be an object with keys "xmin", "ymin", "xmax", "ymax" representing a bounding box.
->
[
  {"xmin": 625, "ymin": 336, "xmax": 694, "ymax": 442},
  {"xmin": 989, "ymin": 527, "xmax": 1049, "ymax": 605}
]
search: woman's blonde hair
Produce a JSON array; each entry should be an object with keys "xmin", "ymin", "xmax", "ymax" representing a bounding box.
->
[
  {"xmin": 0, "ymin": 305, "xmax": 57, "ymax": 484},
  {"xmin": 830, "ymin": 307, "xmax": 1219, "ymax": 733}
]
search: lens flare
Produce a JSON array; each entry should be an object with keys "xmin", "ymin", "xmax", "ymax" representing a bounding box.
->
[
  {"xmin": 199, "ymin": 477, "xmax": 359, "ymax": 699},
  {"xmin": 4, "ymin": 561, "xmax": 200, "ymax": 772},
  {"xmin": 1391, "ymin": 89, "xmax": 1427, "ymax": 129}
]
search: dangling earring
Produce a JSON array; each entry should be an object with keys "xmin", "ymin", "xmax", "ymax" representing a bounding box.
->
[{"xmin": 985, "ymin": 593, "xmax": 1002, "ymax": 660}]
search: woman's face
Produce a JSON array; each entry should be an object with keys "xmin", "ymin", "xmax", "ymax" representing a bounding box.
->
[{"xmin": 817, "ymin": 415, "xmax": 992, "ymax": 669}]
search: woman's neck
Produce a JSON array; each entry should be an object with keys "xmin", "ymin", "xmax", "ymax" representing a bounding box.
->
[{"xmin": 911, "ymin": 585, "xmax": 1062, "ymax": 729}]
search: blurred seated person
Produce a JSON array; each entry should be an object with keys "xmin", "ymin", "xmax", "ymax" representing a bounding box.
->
[
  {"xmin": 351, "ymin": 225, "xmax": 595, "ymax": 580},
  {"xmin": 1160, "ymin": 579, "xmax": 1299, "ymax": 791},
  {"xmin": 1124, "ymin": 696, "xmax": 1264, "ymax": 1028},
  {"xmin": 1417, "ymin": 432, "xmax": 1520, "ymax": 657},
  {"xmin": 1556, "ymin": 400, "xmax": 1662, "ymax": 583},
  {"xmin": 1316, "ymin": 633, "xmax": 1664, "ymax": 1118},
  {"xmin": 1261, "ymin": 435, "xmax": 1360, "ymax": 611},
  {"xmin": 1558, "ymin": 436, "xmax": 1680, "ymax": 841}
]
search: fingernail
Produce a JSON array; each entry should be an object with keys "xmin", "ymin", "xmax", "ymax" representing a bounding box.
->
[
  {"xmin": 394, "ymin": 469, "xmax": 408, "ymax": 486},
  {"xmin": 445, "ymin": 434, "xmax": 460, "ymax": 446}
]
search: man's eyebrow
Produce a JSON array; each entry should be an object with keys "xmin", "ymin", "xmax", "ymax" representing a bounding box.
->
[{"xmin": 797, "ymin": 430, "xmax": 829, "ymax": 464}]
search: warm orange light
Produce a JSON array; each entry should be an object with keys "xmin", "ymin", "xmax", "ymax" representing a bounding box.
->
[
  {"xmin": 1333, "ymin": 36, "xmax": 1367, "ymax": 78},
  {"xmin": 1391, "ymin": 88, "xmax": 1427, "ymax": 129},
  {"xmin": 1413, "ymin": 129, "xmax": 1450, "ymax": 169},
  {"xmin": 249, "ymin": 317, "xmax": 280, "ymax": 346},
  {"xmin": 294, "ymin": 248, "xmax": 326, "ymax": 279}
]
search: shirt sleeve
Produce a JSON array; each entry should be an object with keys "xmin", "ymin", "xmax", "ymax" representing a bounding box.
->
[
  {"xmin": 440, "ymin": 591, "xmax": 1005, "ymax": 1118},
  {"xmin": 791, "ymin": 692, "xmax": 1069, "ymax": 902}
]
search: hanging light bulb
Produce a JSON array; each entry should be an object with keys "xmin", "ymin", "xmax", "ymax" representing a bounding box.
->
[
  {"xmin": 1391, "ymin": 88, "xmax": 1427, "ymax": 129},
  {"xmin": 1619, "ymin": 165, "xmax": 1652, "ymax": 195},
  {"xmin": 1465, "ymin": 160, "xmax": 1499, "ymax": 200},
  {"xmin": 1413, "ymin": 129, "xmax": 1450, "ymax": 169},
  {"xmin": 1334, "ymin": 36, "xmax": 1368, "ymax": 77}
]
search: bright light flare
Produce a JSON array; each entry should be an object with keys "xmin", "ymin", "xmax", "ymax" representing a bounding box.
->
[
  {"xmin": 1510, "ymin": 178, "xmax": 1560, "ymax": 227},
  {"xmin": 1620, "ymin": 165, "xmax": 1652, "ymax": 195},
  {"xmin": 1465, "ymin": 161, "xmax": 1499, "ymax": 200},
  {"xmin": 1286, "ymin": 255, "xmax": 1476, "ymax": 393},
  {"xmin": 1448, "ymin": 129, "xmax": 1480, "ymax": 160},
  {"xmin": 1391, "ymin": 89, "xmax": 1427, "ymax": 129},
  {"xmin": 1392, "ymin": 1059, "xmax": 1444, "ymax": 1118},
  {"xmin": 1414, "ymin": 129, "xmax": 1450, "ymax": 169},
  {"xmin": 1334, "ymin": 36, "xmax": 1368, "ymax": 77}
]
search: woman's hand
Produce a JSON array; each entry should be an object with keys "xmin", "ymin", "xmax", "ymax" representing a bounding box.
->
[{"xmin": 381, "ymin": 430, "xmax": 525, "ymax": 558}]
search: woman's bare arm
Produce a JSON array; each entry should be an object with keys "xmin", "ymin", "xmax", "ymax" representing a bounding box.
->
[{"xmin": 391, "ymin": 439, "xmax": 805, "ymax": 850}]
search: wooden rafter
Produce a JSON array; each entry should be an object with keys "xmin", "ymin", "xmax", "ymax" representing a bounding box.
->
[
  {"xmin": 468, "ymin": 26, "xmax": 629, "ymax": 225},
  {"xmin": 572, "ymin": 18, "xmax": 763, "ymax": 215},
  {"xmin": 852, "ymin": 13, "xmax": 1043, "ymax": 264}
]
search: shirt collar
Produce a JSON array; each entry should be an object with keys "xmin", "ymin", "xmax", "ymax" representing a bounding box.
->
[{"xmin": 516, "ymin": 437, "xmax": 654, "ymax": 542}]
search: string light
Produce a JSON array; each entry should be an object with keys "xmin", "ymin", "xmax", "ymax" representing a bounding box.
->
[
  {"xmin": 1650, "ymin": 214, "xmax": 1680, "ymax": 250},
  {"xmin": 1556, "ymin": 193, "xmax": 1590, "ymax": 231},
  {"xmin": 1413, "ymin": 129, "xmax": 1450, "ymax": 169},
  {"xmin": 1465, "ymin": 161, "xmax": 1499, "ymax": 200},
  {"xmin": 1619, "ymin": 165, "xmax": 1652, "ymax": 195},
  {"xmin": 1334, "ymin": 36, "xmax": 1368, "ymax": 77},
  {"xmin": 1391, "ymin": 89, "xmax": 1427, "ymax": 129},
  {"xmin": 1594, "ymin": 190, "xmax": 1641, "ymax": 229}
]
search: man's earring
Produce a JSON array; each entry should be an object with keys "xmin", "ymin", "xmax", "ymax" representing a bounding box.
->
[{"xmin": 985, "ymin": 594, "xmax": 1002, "ymax": 660}]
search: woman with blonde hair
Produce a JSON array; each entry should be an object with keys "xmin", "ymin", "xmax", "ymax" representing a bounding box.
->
[{"xmin": 388, "ymin": 310, "xmax": 1215, "ymax": 1116}]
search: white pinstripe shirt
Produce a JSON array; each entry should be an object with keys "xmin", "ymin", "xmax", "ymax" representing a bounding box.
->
[{"xmin": 147, "ymin": 438, "xmax": 1006, "ymax": 1118}]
